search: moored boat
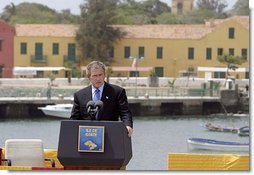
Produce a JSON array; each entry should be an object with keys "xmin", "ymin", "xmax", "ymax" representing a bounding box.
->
[
  {"xmin": 38, "ymin": 104, "xmax": 72, "ymax": 118},
  {"xmin": 209, "ymin": 113, "xmax": 249, "ymax": 118},
  {"xmin": 204, "ymin": 123, "xmax": 238, "ymax": 133},
  {"xmin": 238, "ymin": 126, "xmax": 249, "ymax": 137},
  {"xmin": 187, "ymin": 138, "xmax": 249, "ymax": 152}
]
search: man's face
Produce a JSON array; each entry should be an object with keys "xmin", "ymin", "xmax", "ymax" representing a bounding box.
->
[{"xmin": 89, "ymin": 68, "xmax": 105, "ymax": 88}]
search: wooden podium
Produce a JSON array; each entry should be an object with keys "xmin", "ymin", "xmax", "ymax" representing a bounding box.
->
[{"xmin": 57, "ymin": 120, "xmax": 132, "ymax": 170}]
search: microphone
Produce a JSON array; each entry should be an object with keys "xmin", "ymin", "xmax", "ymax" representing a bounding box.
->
[
  {"xmin": 94, "ymin": 100, "xmax": 103, "ymax": 114},
  {"xmin": 86, "ymin": 101, "xmax": 95, "ymax": 113}
]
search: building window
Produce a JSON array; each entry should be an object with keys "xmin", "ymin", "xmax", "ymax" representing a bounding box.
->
[
  {"xmin": 229, "ymin": 48, "xmax": 234, "ymax": 56},
  {"xmin": 124, "ymin": 46, "xmax": 130, "ymax": 58},
  {"xmin": 228, "ymin": 28, "xmax": 235, "ymax": 39},
  {"xmin": 138, "ymin": 46, "xmax": 145, "ymax": 58},
  {"xmin": 177, "ymin": 3, "xmax": 183, "ymax": 15},
  {"xmin": 206, "ymin": 48, "xmax": 212, "ymax": 60},
  {"xmin": 157, "ymin": 47, "xmax": 163, "ymax": 59},
  {"xmin": 155, "ymin": 67, "xmax": 164, "ymax": 77},
  {"xmin": 109, "ymin": 47, "xmax": 114, "ymax": 58},
  {"xmin": 35, "ymin": 43, "xmax": 43, "ymax": 59},
  {"xmin": 129, "ymin": 71, "xmax": 139, "ymax": 77},
  {"xmin": 20, "ymin": 42, "xmax": 27, "ymax": 54},
  {"xmin": 214, "ymin": 72, "xmax": 226, "ymax": 79},
  {"xmin": 188, "ymin": 47, "xmax": 194, "ymax": 59},
  {"xmin": 0, "ymin": 40, "xmax": 2, "ymax": 51},
  {"xmin": 245, "ymin": 71, "xmax": 249, "ymax": 79},
  {"xmin": 36, "ymin": 71, "xmax": 44, "ymax": 78},
  {"xmin": 0, "ymin": 65, "xmax": 3, "ymax": 78},
  {"xmin": 52, "ymin": 71, "xmax": 58, "ymax": 75},
  {"xmin": 217, "ymin": 48, "xmax": 223, "ymax": 56},
  {"xmin": 68, "ymin": 43, "xmax": 76, "ymax": 60},
  {"xmin": 241, "ymin": 48, "xmax": 247, "ymax": 59},
  {"xmin": 52, "ymin": 43, "xmax": 59, "ymax": 55}
]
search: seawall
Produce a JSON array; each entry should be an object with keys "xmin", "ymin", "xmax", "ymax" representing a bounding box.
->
[{"xmin": 0, "ymin": 90, "xmax": 249, "ymax": 118}]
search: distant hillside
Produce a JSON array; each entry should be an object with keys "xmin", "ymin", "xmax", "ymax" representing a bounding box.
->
[
  {"xmin": 0, "ymin": 2, "xmax": 80, "ymax": 24},
  {"xmin": 0, "ymin": 1, "xmax": 248, "ymax": 25}
]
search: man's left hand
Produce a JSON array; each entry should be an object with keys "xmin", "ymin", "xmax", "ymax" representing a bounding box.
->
[{"xmin": 126, "ymin": 126, "xmax": 133, "ymax": 137}]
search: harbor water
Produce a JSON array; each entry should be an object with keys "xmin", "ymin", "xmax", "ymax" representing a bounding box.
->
[{"xmin": 0, "ymin": 115, "xmax": 249, "ymax": 170}]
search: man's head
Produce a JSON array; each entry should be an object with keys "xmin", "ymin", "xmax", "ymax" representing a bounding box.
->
[{"xmin": 86, "ymin": 61, "xmax": 106, "ymax": 88}]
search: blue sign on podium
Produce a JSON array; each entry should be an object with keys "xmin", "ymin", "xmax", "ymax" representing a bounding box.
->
[{"xmin": 78, "ymin": 126, "xmax": 105, "ymax": 152}]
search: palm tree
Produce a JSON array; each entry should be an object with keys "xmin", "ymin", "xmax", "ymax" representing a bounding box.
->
[
  {"xmin": 1, "ymin": 3, "xmax": 16, "ymax": 22},
  {"xmin": 217, "ymin": 53, "xmax": 247, "ymax": 78}
]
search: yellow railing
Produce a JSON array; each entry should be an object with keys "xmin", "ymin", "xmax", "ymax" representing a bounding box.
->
[{"xmin": 168, "ymin": 153, "xmax": 249, "ymax": 170}]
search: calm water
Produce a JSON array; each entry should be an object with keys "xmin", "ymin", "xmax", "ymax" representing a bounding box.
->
[{"xmin": 0, "ymin": 116, "xmax": 249, "ymax": 170}]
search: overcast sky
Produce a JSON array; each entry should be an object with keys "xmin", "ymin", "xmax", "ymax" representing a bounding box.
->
[{"xmin": 0, "ymin": 0, "xmax": 242, "ymax": 15}]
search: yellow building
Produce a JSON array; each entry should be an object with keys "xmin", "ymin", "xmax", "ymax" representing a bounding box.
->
[
  {"xmin": 14, "ymin": 24, "xmax": 79, "ymax": 78},
  {"xmin": 14, "ymin": 16, "xmax": 249, "ymax": 79}
]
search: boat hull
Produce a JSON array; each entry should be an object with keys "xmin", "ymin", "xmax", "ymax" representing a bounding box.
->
[
  {"xmin": 38, "ymin": 104, "xmax": 72, "ymax": 119},
  {"xmin": 187, "ymin": 138, "xmax": 249, "ymax": 152},
  {"xmin": 204, "ymin": 123, "xmax": 238, "ymax": 133},
  {"xmin": 238, "ymin": 126, "xmax": 249, "ymax": 137}
]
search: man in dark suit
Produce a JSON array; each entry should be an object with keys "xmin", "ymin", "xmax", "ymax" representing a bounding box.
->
[{"xmin": 70, "ymin": 61, "xmax": 133, "ymax": 137}]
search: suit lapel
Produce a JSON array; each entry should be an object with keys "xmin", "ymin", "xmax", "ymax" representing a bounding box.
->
[
  {"xmin": 88, "ymin": 85, "xmax": 92, "ymax": 101},
  {"xmin": 83, "ymin": 85, "xmax": 92, "ymax": 103},
  {"xmin": 101, "ymin": 83, "xmax": 109, "ymax": 102},
  {"xmin": 98, "ymin": 82, "xmax": 109, "ymax": 120}
]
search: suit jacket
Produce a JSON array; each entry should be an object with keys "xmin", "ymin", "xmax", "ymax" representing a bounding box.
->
[{"xmin": 70, "ymin": 82, "xmax": 133, "ymax": 128}]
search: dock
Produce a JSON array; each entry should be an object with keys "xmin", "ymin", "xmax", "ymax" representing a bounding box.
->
[{"xmin": 0, "ymin": 92, "xmax": 248, "ymax": 118}]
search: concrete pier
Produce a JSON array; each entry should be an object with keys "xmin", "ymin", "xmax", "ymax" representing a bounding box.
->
[{"xmin": 0, "ymin": 94, "xmax": 248, "ymax": 118}]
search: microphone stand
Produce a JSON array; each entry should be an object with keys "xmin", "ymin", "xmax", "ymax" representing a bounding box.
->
[
  {"xmin": 86, "ymin": 100, "xmax": 103, "ymax": 120},
  {"xmin": 88, "ymin": 109, "xmax": 96, "ymax": 120}
]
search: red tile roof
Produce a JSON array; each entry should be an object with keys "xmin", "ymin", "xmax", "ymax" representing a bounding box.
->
[
  {"xmin": 15, "ymin": 16, "xmax": 249, "ymax": 39},
  {"xmin": 15, "ymin": 24, "xmax": 78, "ymax": 37}
]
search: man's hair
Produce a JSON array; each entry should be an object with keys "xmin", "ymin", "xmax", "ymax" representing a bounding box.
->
[{"xmin": 86, "ymin": 61, "xmax": 106, "ymax": 78}]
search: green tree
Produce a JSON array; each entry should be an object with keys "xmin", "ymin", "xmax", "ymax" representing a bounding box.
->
[
  {"xmin": 141, "ymin": 0, "xmax": 171, "ymax": 23},
  {"xmin": 56, "ymin": 9, "xmax": 80, "ymax": 24},
  {"xmin": 115, "ymin": 0, "xmax": 170, "ymax": 24},
  {"xmin": 217, "ymin": 53, "xmax": 247, "ymax": 78},
  {"xmin": 106, "ymin": 67, "xmax": 114, "ymax": 83},
  {"xmin": 0, "ymin": 3, "xmax": 16, "ymax": 22},
  {"xmin": 156, "ymin": 12, "xmax": 179, "ymax": 24},
  {"xmin": 196, "ymin": 0, "xmax": 228, "ymax": 13},
  {"xmin": 76, "ymin": 0, "xmax": 126, "ymax": 64},
  {"xmin": 0, "ymin": 2, "xmax": 79, "ymax": 24},
  {"xmin": 181, "ymin": 9, "xmax": 217, "ymax": 24},
  {"xmin": 115, "ymin": 1, "xmax": 148, "ymax": 24},
  {"xmin": 231, "ymin": 0, "xmax": 249, "ymax": 16}
]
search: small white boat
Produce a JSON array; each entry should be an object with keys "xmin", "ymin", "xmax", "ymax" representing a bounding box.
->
[
  {"xmin": 187, "ymin": 138, "xmax": 249, "ymax": 152},
  {"xmin": 38, "ymin": 104, "xmax": 72, "ymax": 118},
  {"xmin": 209, "ymin": 113, "xmax": 249, "ymax": 117}
]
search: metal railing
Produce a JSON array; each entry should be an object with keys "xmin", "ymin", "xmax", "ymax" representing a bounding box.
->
[
  {"xmin": 125, "ymin": 87, "xmax": 220, "ymax": 97},
  {"xmin": 63, "ymin": 55, "xmax": 80, "ymax": 63},
  {"xmin": 0, "ymin": 86, "xmax": 220, "ymax": 98},
  {"xmin": 31, "ymin": 55, "xmax": 47, "ymax": 63}
]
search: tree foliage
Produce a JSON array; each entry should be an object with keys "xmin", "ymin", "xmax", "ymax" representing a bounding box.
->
[
  {"xmin": 0, "ymin": 2, "xmax": 16, "ymax": 23},
  {"xmin": 217, "ymin": 53, "xmax": 247, "ymax": 65},
  {"xmin": 115, "ymin": 0, "xmax": 170, "ymax": 24},
  {"xmin": 76, "ymin": 0, "xmax": 126, "ymax": 64},
  {"xmin": 231, "ymin": 0, "xmax": 249, "ymax": 16},
  {"xmin": 196, "ymin": 0, "xmax": 228, "ymax": 13},
  {"xmin": 0, "ymin": 0, "xmax": 240, "ymax": 25},
  {"xmin": 0, "ymin": 2, "xmax": 79, "ymax": 24},
  {"xmin": 217, "ymin": 53, "xmax": 247, "ymax": 77}
]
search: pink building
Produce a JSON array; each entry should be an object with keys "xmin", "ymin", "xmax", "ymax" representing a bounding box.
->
[{"xmin": 0, "ymin": 20, "xmax": 15, "ymax": 78}]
